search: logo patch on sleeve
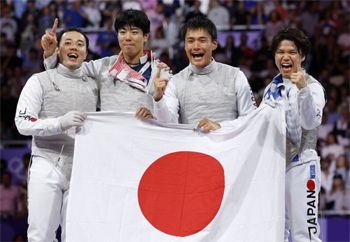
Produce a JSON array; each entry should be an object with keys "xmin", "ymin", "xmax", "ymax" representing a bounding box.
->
[{"xmin": 310, "ymin": 165, "xmax": 315, "ymax": 179}]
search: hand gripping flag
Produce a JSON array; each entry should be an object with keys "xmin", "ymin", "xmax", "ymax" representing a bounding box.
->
[{"xmin": 67, "ymin": 102, "xmax": 286, "ymax": 242}]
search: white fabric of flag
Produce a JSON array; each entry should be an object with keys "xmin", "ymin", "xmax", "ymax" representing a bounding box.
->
[{"xmin": 67, "ymin": 102, "xmax": 286, "ymax": 242}]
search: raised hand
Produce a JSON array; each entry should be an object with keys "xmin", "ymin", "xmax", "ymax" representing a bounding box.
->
[
  {"xmin": 290, "ymin": 59, "xmax": 307, "ymax": 90},
  {"xmin": 41, "ymin": 18, "xmax": 58, "ymax": 58},
  {"xmin": 153, "ymin": 67, "xmax": 169, "ymax": 102},
  {"xmin": 135, "ymin": 107, "xmax": 153, "ymax": 120}
]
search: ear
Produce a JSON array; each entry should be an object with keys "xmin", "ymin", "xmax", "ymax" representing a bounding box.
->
[
  {"xmin": 301, "ymin": 55, "xmax": 305, "ymax": 62},
  {"xmin": 212, "ymin": 39, "xmax": 218, "ymax": 51},
  {"xmin": 143, "ymin": 33, "xmax": 150, "ymax": 43},
  {"xmin": 85, "ymin": 50, "xmax": 88, "ymax": 60},
  {"xmin": 55, "ymin": 47, "xmax": 59, "ymax": 55}
]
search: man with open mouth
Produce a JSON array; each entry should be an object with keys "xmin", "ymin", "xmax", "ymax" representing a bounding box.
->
[
  {"xmin": 15, "ymin": 27, "xmax": 99, "ymax": 242},
  {"xmin": 262, "ymin": 28, "xmax": 326, "ymax": 242},
  {"xmin": 152, "ymin": 16, "xmax": 257, "ymax": 131}
]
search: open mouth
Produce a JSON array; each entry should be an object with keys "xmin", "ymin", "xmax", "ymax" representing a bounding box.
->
[
  {"xmin": 192, "ymin": 53, "xmax": 204, "ymax": 60},
  {"xmin": 281, "ymin": 63, "xmax": 292, "ymax": 71},
  {"xmin": 68, "ymin": 53, "xmax": 78, "ymax": 59}
]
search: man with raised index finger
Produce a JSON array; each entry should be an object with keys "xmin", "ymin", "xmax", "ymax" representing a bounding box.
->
[
  {"xmin": 262, "ymin": 28, "xmax": 326, "ymax": 242},
  {"xmin": 153, "ymin": 16, "xmax": 257, "ymax": 131},
  {"xmin": 42, "ymin": 10, "xmax": 171, "ymax": 119},
  {"xmin": 15, "ymin": 27, "xmax": 99, "ymax": 242}
]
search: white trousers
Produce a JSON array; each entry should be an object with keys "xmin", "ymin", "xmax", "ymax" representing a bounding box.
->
[
  {"xmin": 285, "ymin": 159, "xmax": 322, "ymax": 242},
  {"xmin": 27, "ymin": 156, "xmax": 69, "ymax": 242}
]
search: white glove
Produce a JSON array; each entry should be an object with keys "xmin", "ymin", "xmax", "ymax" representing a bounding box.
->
[{"xmin": 59, "ymin": 111, "xmax": 87, "ymax": 131}]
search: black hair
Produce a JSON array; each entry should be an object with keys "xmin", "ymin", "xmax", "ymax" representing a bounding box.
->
[
  {"xmin": 270, "ymin": 28, "xmax": 311, "ymax": 65},
  {"xmin": 180, "ymin": 16, "xmax": 217, "ymax": 42},
  {"xmin": 57, "ymin": 27, "xmax": 89, "ymax": 49},
  {"xmin": 114, "ymin": 9, "xmax": 150, "ymax": 36}
]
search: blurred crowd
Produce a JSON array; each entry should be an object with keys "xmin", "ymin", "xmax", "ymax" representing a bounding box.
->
[{"xmin": 0, "ymin": 0, "xmax": 349, "ymax": 223}]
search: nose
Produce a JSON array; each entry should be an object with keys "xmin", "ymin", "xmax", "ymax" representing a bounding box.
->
[
  {"xmin": 70, "ymin": 43, "xmax": 77, "ymax": 50},
  {"xmin": 125, "ymin": 31, "xmax": 132, "ymax": 41},
  {"xmin": 193, "ymin": 40, "xmax": 200, "ymax": 49}
]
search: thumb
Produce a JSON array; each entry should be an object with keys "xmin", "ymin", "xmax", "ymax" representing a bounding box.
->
[{"xmin": 296, "ymin": 58, "xmax": 302, "ymax": 73}]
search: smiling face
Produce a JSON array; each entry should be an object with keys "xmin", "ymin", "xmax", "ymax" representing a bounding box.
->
[
  {"xmin": 56, "ymin": 31, "xmax": 87, "ymax": 70},
  {"xmin": 118, "ymin": 25, "xmax": 149, "ymax": 62},
  {"xmin": 184, "ymin": 28, "xmax": 217, "ymax": 68},
  {"xmin": 274, "ymin": 39, "xmax": 305, "ymax": 79}
]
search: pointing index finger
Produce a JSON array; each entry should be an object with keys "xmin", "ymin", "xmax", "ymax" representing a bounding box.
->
[
  {"xmin": 156, "ymin": 67, "xmax": 161, "ymax": 79},
  {"xmin": 52, "ymin": 18, "xmax": 58, "ymax": 34}
]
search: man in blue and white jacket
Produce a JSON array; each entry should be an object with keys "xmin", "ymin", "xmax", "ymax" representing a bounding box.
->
[{"xmin": 263, "ymin": 28, "xmax": 326, "ymax": 242}]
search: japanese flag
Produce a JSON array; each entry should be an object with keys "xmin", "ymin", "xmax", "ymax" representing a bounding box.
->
[{"xmin": 67, "ymin": 102, "xmax": 285, "ymax": 242}]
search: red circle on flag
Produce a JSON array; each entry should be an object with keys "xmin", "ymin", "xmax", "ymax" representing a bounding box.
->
[
  {"xmin": 307, "ymin": 180, "xmax": 315, "ymax": 191},
  {"xmin": 138, "ymin": 151, "xmax": 225, "ymax": 237}
]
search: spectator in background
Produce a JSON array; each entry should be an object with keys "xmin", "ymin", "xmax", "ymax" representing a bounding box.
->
[
  {"xmin": 335, "ymin": 155, "xmax": 348, "ymax": 182},
  {"xmin": 63, "ymin": 0, "xmax": 87, "ymax": 28},
  {"xmin": 318, "ymin": 113, "xmax": 334, "ymax": 147},
  {"xmin": 82, "ymin": 0, "xmax": 101, "ymax": 29},
  {"xmin": 99, "ymin": 0, "xmax": 121, "ymax": 27},
  {"xmin": 223, "ymin": 35, "xmax": 242, "ymax": 67},
  {"xmin": 150, "ymin": 26, "xmax": 173, "ymax": 60},
  {"xmin": 48, "ymin": 1, "xmax": 60, "ymax": 21},
  {"xmin": 163, "ymin": 13, "xmax": 178, "ymax": 47},
  {"xmin": 297, "ymin": 1, "xmax": 319, "ymax": 38},
  {"xmin": 0, "ymin": 4, "xmax": 18, "ymax": 43},
  {"xmin": 321, "ymin": 133, "xmax": 345, "ymax": 162},
  {"xmin": 184, "ymin": 0, "xmax": 204, "ymax": 23},
  {"xmin": 333, "ymin": 106, "xmax": 349, "ymax": 146},
  {"xmin": 22, "ymin": 48, "xmax": 43, "ymax": 80},
  {"xmin": 145, "ymin": 3, "xmax": 164, "ymax": 39},
  {"xmin": 0, "ymin": 172, "xmax": 22, "ymax": 218},
  {"xmin": 272, "ymin": 0, "xmax": 287, "ymax": 22},
  {"xmin": 96, "ymin": 17, "xmax": 119, "ymax": 58},
  {"xmin": 264, "ymin": 10, "xmax": 284, "ymax": 45},
  {"xmin": 21, "ymin": 0, "xmax": 40, "ymax": 32},
  {"xmin": 0, "ymin": 33, "xmax": 10, "ymax": 61},
  {"xmin": 2, "ymin": 44, "xmax": 23, "ymax": 74},
  {"xmin": 38, "ymin": 6, "xmax": 56, "ymax": 38},
  {"xmin": 5, "ymin": 66, "xmax": 26, "ymax": 100},
  {"xmin": 325, "ymin": 98, "xmax": 342, "ymax": 125},
  {"xmin": 238, "ymin": 33, "xmax": 254, "ymax": 58},
  {"xmin": 339, "ymin": 83, "xmax": 350, "ymax": 108},
  {"xmin": 250, "ymin": 1, "xmax": 266, "ymax": 25},
  {"xmin": 232, "ymin": 1, "xmax": 251, "ymax": 27},
  {"xmin": 321, "ymin": 157, "xmax": 334, "ymax": 197},
  {"xmin": 207, "ymin": 0, "xmax": 230, "ymax": 31},
  {"xmin": 337, "ymin": 20, "xmax": 350, "ymax": 60},
  {"xmin": 20, "ymin": 12, "xmax": 38, "ymax": 53},
  {"xmin": 326, "ymin": 174, "xmax": 349, "ymax": 212},
  {"xmin": 284, "ymin": 4, "xmax": 298, "ymax": 28}
]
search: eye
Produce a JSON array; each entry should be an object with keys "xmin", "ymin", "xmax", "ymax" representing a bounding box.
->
[{"xmin": 65, "ymin": 42, "xmax": 71, "ymax": 45}]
